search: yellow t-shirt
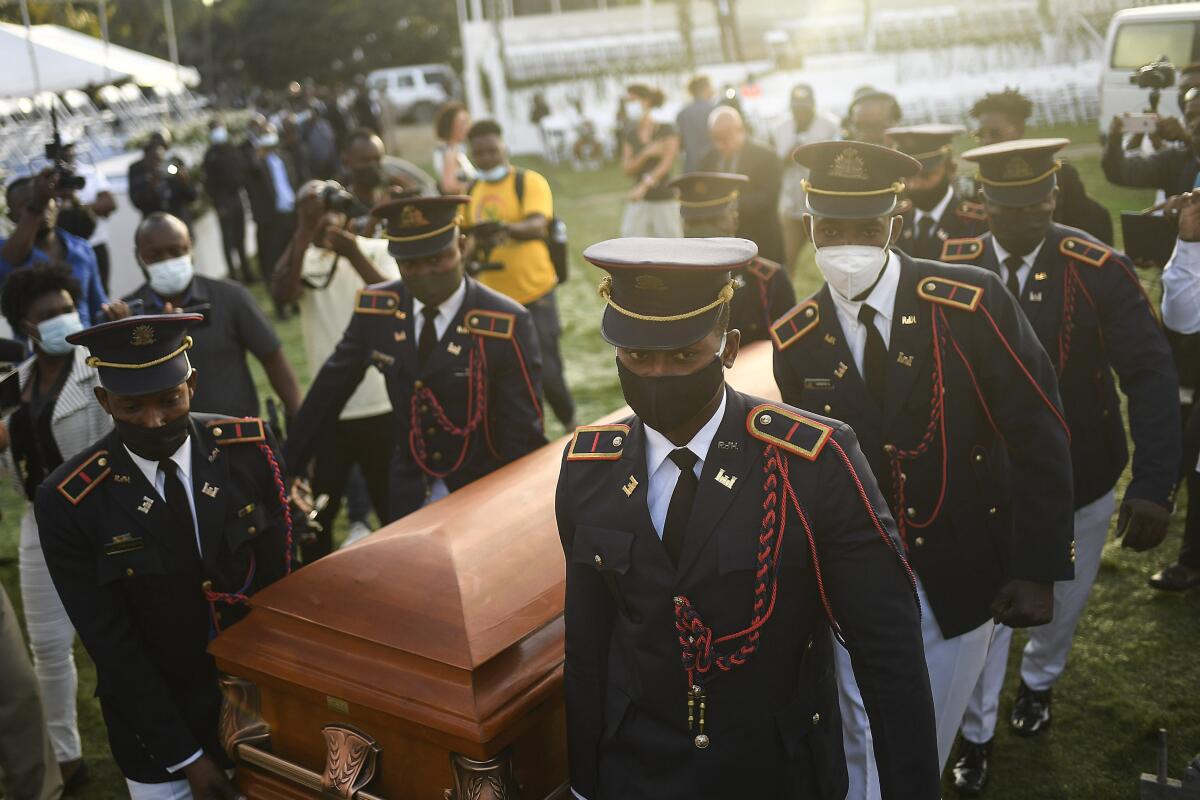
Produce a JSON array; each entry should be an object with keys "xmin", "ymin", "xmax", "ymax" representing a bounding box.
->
[{"xmin": 466, "ymin": 168, "xmax": 557, "ymax": 305}]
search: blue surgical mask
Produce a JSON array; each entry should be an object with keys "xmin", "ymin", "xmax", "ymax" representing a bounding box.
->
[
  {"xmin": 35, "ymin": 311, "xmax": 83, "ymax": 355},
  {"xmin": 477, "ymin": 164, "xmax": 510, "ymax": 183},
  {"xmin": 146, "ymin": 255, "xmax": 195, "ymax": 297},
  {"xmin": 210, "ymin": 126, "xmax": 229, "ymax": 144}
]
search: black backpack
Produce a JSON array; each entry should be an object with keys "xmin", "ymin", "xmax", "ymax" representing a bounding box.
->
[{"xmin": 479, "ymin": 168, "xmax": 570, "ymax": 285}]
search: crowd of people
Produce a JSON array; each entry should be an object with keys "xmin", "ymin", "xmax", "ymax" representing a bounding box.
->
[{"xmin": 0, "ymin": 62, "xmax": 1197, "ymax": 800}]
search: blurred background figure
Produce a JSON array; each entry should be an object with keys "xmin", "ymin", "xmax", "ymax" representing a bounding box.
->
[
  {"xmin": 433, "ymin": 102, "xmax": 476, "ymax": 195},
  {"xmin": 202, "ymin": 119, "xmax": 251, "ymax": 283},
  {"xmin": 56, "ymin": 142, "xmax": 117, "ymax": 294},
  {"xmin": 127, "ymin": 132, "xmax": 197, "ymax": 226},
  {"xmin": 241, "ymin": 119, "xmax": 299, "ymax": 316},
  {"xmin": 677, "ymin": 74, "xmax": 717, "ymax": 173},
  {"xmin": 619, "ymin": 84, "xmax": 682, "ymax": 238},
  {"xmin": 702, "ymin": 105, "xmax": 783, "ymax": 262},
  {"xmin": 772, "ymin": 83, "xmax": 840, "ymax": 273},
  {"xmin": 845, "ymin": 87, "xmax": 902, "ymax": 145}
]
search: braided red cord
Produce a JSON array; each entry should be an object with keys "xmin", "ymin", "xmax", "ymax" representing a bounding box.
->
[
  {"xmin": 757, "ymin": 276, "xmax": 772, "ymax": 329},
  {"xmin": 977, "ymin": 303, "xmax": 1071, "ymax": 437},
  {"xmin": 1059, "ymin": 263, "xmax": 1078, "ymax": 375},
  {"xmin": 510, "ymin": 338, "xmax": 544, "ymax": 427},
  {"xmin": 409, "ymin": 338, "xmax": 488, "ymax": 477},
  {"xmin": 942, "ymin": 316, "xmax": 1005, "ymax": 446}
]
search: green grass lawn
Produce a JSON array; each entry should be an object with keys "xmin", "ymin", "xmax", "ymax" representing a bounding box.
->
[{"xmin": 1, "ymin": 122, "xmax": 1197, "ymax": 798}]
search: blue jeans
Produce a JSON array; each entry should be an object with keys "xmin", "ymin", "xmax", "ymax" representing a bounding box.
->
[{"xmin": 526, "ymin": 290, "xmax": 576, "ymax": 427}]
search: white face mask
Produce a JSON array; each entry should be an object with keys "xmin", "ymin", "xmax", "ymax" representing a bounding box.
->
[
  {"xmin": 809, "ymin": 219, "xmax": 890, "ymax": 301},
  {"xmin": 146, "ymin": 255, "xmax": 195, "ymax": 297},
  {"xmin": 476, "ymin": 164, "xmax": 510, "ymax": 183},
  {"xmin": 210, "ymin": 126, "xmax": 229, "ymax": 144},
  {"xmin": 34, "ymin": 311, "xmax": 83, "ymax": 355}
]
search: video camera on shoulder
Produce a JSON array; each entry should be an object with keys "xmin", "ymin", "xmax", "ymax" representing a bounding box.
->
[{"xmin": 464, "ymin": 220, "xmax": 507, "ymax": 275}]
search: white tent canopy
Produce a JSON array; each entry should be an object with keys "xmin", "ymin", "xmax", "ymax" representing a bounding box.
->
[{"xmin": 0, "ymin": 22, "xmax": 200, "ymax": 98}]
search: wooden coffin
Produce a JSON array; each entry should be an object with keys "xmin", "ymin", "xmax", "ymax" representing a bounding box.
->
[{"xmin": 209, "ymin": 340, "xmax": 781, "ymax": 799}]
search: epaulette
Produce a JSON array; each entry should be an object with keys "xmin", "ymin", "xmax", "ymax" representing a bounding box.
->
[
  {"xmin": 940, "ymin": 236, "xmax": 984, "ymax": 262},
  {"xmin": 206, "ymin": 417, "xmax": 267, "ymax": 445},
  {"xmin": 465, "ymin": 309, "xmax": 515, "ymax": 340},
  {"xmin": 746, "ymin": 404, "xmax": 833, "ymax": 462},
  {"xmin": 1060, "ymin": 236, "xmax": 1111, "ymax": 268},
  {"xmin": 746, "ymin": 257, "xmax": 781, "ymax": 281},
  {"xmin": 57, "ymin": 450, "xmax": 111, "ymax": 505},
  {"xmin": 769, "ymin": 300, "xmax": 819, "ymax": 351},
  {"xmin": 917, "ymin": 276, "xmax": 984, "ymax": 312},
  {"xmin": 355, "ymin": 288, "xmax": 402, "ymax": 315},
  {"xmin": 567, "ymin": 424, "xmax": 630, "ymax": 461},
  {"xmin": 955, "ymin": 201, "xmax": 987, "ymax": 222}
]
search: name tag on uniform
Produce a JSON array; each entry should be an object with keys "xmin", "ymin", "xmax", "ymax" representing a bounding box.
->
[
  {"xmin": 104, "ymin": 533, "xmax": 144, "ymax": 556},
  {"xmin": 804, "ymin": 378, "xmax": 834, "ymax": 390}
]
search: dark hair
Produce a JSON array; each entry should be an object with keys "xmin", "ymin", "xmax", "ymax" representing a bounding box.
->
[
  {"xmin": 1, "ymin": 263, "xmax": 81, "ymax": 331},
  {"xmin": 848, "ymin": 90, "xmax": 901, "ymax": 123},
  {"xmin": 687, "ymin": 75, "xmax": 711, "ymax": 98},
  {"xmin": 5, "ymin": 176, "xmax": 32, "ymax": 207},
  {"xmin": 627, "ymin": 84, "xmax": 665, "ymax": 108},
  {"xmin": 343, "ymin": 127, "xmax": 382, "ymax": 153},
  {"xmin": 969, "ymin": 88, "xmax": 1034, "ymax": 122},
  {"xmin": 467, "ymin": 119, "xmax": 503, "ymax": 142},
  {"xmin": 434, "ymin": 102, "xmax": 467, "ymax": 141}
]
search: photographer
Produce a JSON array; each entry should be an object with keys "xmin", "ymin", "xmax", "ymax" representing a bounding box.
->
[
  {"xmin": 1, "ymin": 172, "xmax": 117, "ymax": 326},
  {"xmin": 1103, "ymin": 87, "xmax": 1200, "ymax": 197},
  {"xmin": 271, "ymin": 181, "xmax": 398, "ymax": 559},
  {"xmin": 127, "ymin": 132, "xmax": 198, "ymax": 225},
  {"xmin": 56, "ymin": 142, "xmax": 118, "ymax": 293},
  {"xmin": 1151, "ymin": 189, "xmax": 1200, "ymax": 592},
  {"xmin": 465, "ymin": 119, "xmax": 576, "ymax": 430}
]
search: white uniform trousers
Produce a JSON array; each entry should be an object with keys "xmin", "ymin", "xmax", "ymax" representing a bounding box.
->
[
  {"xmin": 959, "ymin": 490, "xmax": 1115, "ymax": 744},
  {"xmin": 126, "ymin": 778, "xmax": 194, "ymax": 799},
  {"xmin": 18, "ymin": 509, "xmax": 83, "ymax": 763},
  {"xmin": 835, "ymin": 579, "xmax": 994, "ymax": 800}
]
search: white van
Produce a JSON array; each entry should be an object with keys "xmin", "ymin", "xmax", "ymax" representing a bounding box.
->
[
  {"xmin": 1100, "ymin": 2, "xmax": 1200, "ymax": 132},
  {"xmin": 366, "ymin": 64, "xmax": 462, "ymax": 123}
]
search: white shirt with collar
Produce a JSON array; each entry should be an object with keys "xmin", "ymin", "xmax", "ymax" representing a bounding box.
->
[
  {"xmin": 913, "ymin": 184, "xmax": 955, "ymax": 230},
  {"xmin": 123, "ymin": 436, "xmax": 200, "ymax": 556},
  {"xmin": 1162, "ymin": 239, "xmax": 1200, "ymax": 334},
  {"xmin": 991, "ymin": 238, "xmax": 1045, "ymax": 295},
  {"xmin": 828, "ymin": 250, "xmax": 902, "ymax": 376},
  {"xmin": 642, "ymin": 390, "xmax": 727, "ymax": 538},
  {"xmin": 411, "ymin": 278, "xmax": 468, "ymax": 347}
]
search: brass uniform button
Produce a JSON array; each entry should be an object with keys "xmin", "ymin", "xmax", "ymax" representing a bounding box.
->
[
  {"xmin": 432, "ymin": 452, "xmax": 443, "ymax": 462},
  {"xmin": 126, "ymin": 567, "xmax": 134, "ymax": 577},
  {"xmin": 811, "ymin": 713, "xmax": 821, "ymax": 725},
  {"xmin": 905, "ymin": 507, "xmax": 916, "ymax": 519},
  {"xmin": 883, "ymin": 443, "xmax": 896, "ymax": 455},
  {"xmin": 988, "ymin": 506, "xmax": 998, "ymax": 515},
  {"xmin": 973, "ymin": 453, "xmax": 983, "ymax": 463},
  {"xmin": 212, "ymin": 427, "xmax": 223, "ymax": 437},
  {"xmin": 247, "ymin": 526, "xmax": 257, "ymax": 536},
  {"xmin": 694, "ymin": 734, "xmax": 710, "ymax": 749},
  {"xmin": 420, "ymin": 404, "xmax": 429, "ymax": 413},
  {"xmin": 674, "ymin": 596, "xmax": 685, "ymax": 606},
  {"xmin": 426, "ymin": 427, "xmax": 436, "ymax": 436},
  {"xmin": 414, "ymin": 380, "xmax": 424, "ymax": 389},
  {"xmin": 914, "ymin": 537, "xmax": 925, "ymax": 547},
  {"xmin": 823, "ymin": 404, "xmax": 832, "ymax": 414},
  {"xmin": 98, "ymin": 457, "xmax": 108, "ymax": 467},
  {"xmin": 593, "ymin": 554, "xmax": 603, "ymax": 567}
]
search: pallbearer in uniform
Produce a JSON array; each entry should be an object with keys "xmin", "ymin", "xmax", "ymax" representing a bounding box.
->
[
  {"xmin": 670, "ymin": 172, "xmax": 796, "ymax": 342},
  {"xmin": 887, "ymin": 125, "xmax": 987, "ymax": 260},
  {"xmin": 284, "ymin": 196, "xmax": 546, "ymax": 524},
  {"xmin": 35, "ymin": 314, "xmax": 294, "ymax": 800},
  {"xmin": 557, "ymin": 236, "xmax": 939, "ymax": 799},
  {"xmin": 770, "ymin": 141, "xmax": 1075, "ymax": 799},
  {"xmin": 948, "ymin": 138, "xmax": 1180, "ymax": 795}
]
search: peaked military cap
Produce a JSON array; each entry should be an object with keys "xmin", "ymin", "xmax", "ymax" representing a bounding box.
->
[
  {"xmin": 374, "ymin": 195, "xmax": 468, "ymax": 260},
  {"xmin": 793, "ymin": 140, "xmax": 922, "ymax": 219},
  {"xmin": 583, "ymin": 237, "xmax": 757, "ymax": 350},
  {"xmin": 961, "ymin": 138, "xmax": 1068, "ymax": 206},
  {"xmin": 68, "ymin": 313, "xmax": 202, "ymax": 396},
  {"xmin": 886, "ymin": 124, "xmax": 964, "ymax": 170},
  {"xmin": 670, "ymin": 172, "xmax": 748, "ymax": 220}
]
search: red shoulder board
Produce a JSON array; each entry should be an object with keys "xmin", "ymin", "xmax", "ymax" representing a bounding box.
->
[
  {"xmin": 567, "ymin": 424, "xmax": 630, "ymax": 461},
  {"xmin": 747, "ymin": 404, "xmax": 833, "ymax": 462},
  {"xmin": 206, "ymin": 417, "xmax": 267, "ymax": 445},
  {"xmin": 465, "ymin": 309, "xmax": 515, "ymax": 340},
  {"xmin": 746, "ymin": 257, "xmax": 781, "ymax": 281},
  {"xmin": 955, "ymin": 201, "xmax": 987, "ymax": 222},
  {"xmin": 355, "ymin": 288, "xmax": 401, "ymax": 315},
  {"xmin": 57, "ymin": 450, "xmax": 111, "ymax": 505},
  {"xmin": 940, "ymin": 237, "xmax": 984, "ymax": 262},
  {"xmin": 917, "ymin": 276, "xmax": 984, "ymax": 312},
  {"xmin": 770, "ymin": 300, "xmax": 819, "ymax": 352},
  {"xmin": 1060, "ymin": 236, "xmax": 1111, "ymax": 268}
]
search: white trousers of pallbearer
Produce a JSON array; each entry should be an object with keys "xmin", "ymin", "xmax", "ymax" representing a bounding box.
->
[
  {"xmin": 835, "ymin": 579, "xmax": 994, "ymax": 800},
  {"xmin": 959, "ymin": 490, "xmax": 1115, "ymax": 745},
  {"xmin": 126, "ymin": 777, "xmax": 194, "ymax": 799}
]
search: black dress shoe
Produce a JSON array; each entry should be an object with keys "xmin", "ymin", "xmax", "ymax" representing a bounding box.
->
[
  {"xmin": 952, "ymin": 738, "xmax": 992, "ymax": 796},
  {"xmin": 1010, "ymin": 681, "xmax": 1052, "ymax": 736}
]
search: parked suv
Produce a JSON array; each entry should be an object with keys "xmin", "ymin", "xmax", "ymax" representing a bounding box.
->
[{"xmin": 367, "ymin": 64, "xmax": 462, "ymax": 123}]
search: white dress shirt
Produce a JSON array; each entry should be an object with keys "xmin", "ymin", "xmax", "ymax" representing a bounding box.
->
[
  {"xmin": 913, "ymin": 184, "xmax": 955, "ymax": 232},
  {"xmin": 412, "ymin": 278, "xmax": 468, "ymax": 506},
  {"xmin": 642, "ymin": 391, "xmax": 727, "ymax": 538},
  {"xmin": 1162, "ymin": 239, "xmax": 1200, "ymax": 334},
  {"xmin": 123, "ymin": 436, "xmax": 203, "ymax": 775},
  {"xmin": 265, "ymin": 151, "xmax": 296, "ymax": 213},
  {"xmin": 991, "ymin": 238, "xmax": 1045, "ymax": 296},
  {"xmin": 828, "ymin": 250, "xmax": 902, "ymax": 376}
]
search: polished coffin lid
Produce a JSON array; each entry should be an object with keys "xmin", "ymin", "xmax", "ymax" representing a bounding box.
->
[{"xmin": 209, "ymin": 340, "xmax": 782, "ymax": 746}]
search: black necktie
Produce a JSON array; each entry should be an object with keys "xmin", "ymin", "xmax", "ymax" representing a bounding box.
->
[
  {"xmin": 859, "ymin": 303, "xmax": 887, "ymax": 405},
  {"xmin": 159, "ymin": 459, "xmax": 198, "ymax": 557},
  {"xmin": 916, "ymin": 215, "xmax": 936, "ymax": 257},
  {"xmin": 1003, "ymin": 256, "xmax": 1024, "ymax": 298},
  {"xmin": 662, "ymin": 448, "xmax": 699, "ymax": 566},
  {"xmin": 417, "ymin": 305, "xmax": 439, "ymax": 367}
]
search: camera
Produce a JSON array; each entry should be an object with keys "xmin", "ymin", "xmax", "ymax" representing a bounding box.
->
[
  {"xmin": 319, "ymin": 183, "xmax": 369, "ymax": 217},
  {"xmin": 1130, "ymin": 56, "xmax": 1176, "ymax": 113},
  {"xmin": 465, "ymin": 220, "xmax": 507, "ymax": 275},
  {"xmin": 44, "ymin": 130, "xmax": 85, "ymax": 192}
]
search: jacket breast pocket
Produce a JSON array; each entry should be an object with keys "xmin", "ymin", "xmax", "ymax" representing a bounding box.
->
[
  {"xmin": 96, "ymin": 541, "xmax": 166, "ymax": 585},
  {"xmin": 226, "ymin": 502, "xmax": 269, "ymax": 555},
  {"xmin": 572, "ymin": 526, "xmax": 636, "ymax": 619},
  {"xmin": 718, "ymin": 522, "xmax": 810, "ymax": 576}
]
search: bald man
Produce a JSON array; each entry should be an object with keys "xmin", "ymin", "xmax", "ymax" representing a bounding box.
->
[
  {"xmin": 123, "ymin": 212, "xmax": 302, "ymax": 419},
  {"xmin": 699, "ymin": 107, "xmax": 784, "ymax": 262}
]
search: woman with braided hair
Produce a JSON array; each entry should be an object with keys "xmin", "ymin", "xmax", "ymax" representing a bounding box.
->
[{"xmin": 556, "ymin": 236, "xmax": 938, "ymax": 799}]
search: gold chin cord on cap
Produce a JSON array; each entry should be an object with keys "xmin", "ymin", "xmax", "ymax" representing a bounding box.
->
[
  {"xmin": 977, "ymin": 161, "xmax": 1062, "ymax": 188},
  {"xmin": 86, "ymin": 336, "xmax": 194, "ymax": 369},
  {"xmin": 678, "ymin": 190, "xmax": 740, "ymax": 209},
  {"xmin": 598, "ymin": 276, "xmax": 736, "ymax": 322},
  {"xmin": 801, "ymin": 179, "xmax": 906, "ymax": 197},
  {"xmin": 379, "ymin": 216, "xmax": 463, "ymax": 243}
]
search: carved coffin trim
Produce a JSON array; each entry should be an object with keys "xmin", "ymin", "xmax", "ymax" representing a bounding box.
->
[
  {"xmin": 445, "ymin": 750, "xmax": 519, "ymax": 800},
  {"xmin": 321, "ymin": 724, "xmax": 383, "ymax": 799},
  {"xmin": 219, "ymin": 674, "xmax": 271, "ymax": 758},
  {"xmin": 237, "ymin": 742, "xmax": 385, "ymax": 800}
]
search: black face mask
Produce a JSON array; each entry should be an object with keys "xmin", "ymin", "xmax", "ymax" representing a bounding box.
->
[
  {"xmin": 617, "ymin": 356, "xmax": 724, "ymax": 434},
  {"xmin": 907, "ymin": 174, "xmax": 951, "ymax": 213},
  {"xmin": 116, "ymin": 413, "xmax": 191, "ymax": 461},
  {"xmin": 989, "ymin": 207, "xmax": 1053, "ymax": 257},
  {"xmin": 351, "ymin": 164, "xmax": 384, "ymax": 189}
]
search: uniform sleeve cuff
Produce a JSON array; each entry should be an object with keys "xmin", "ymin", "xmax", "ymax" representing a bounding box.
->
[
  {"xmin": 571, "ymin": 790, "xmax": 589, "ymax": 800},
  {"xmin": 166, "ymin": 749, "xmax": 204, "ymax": 773}
]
